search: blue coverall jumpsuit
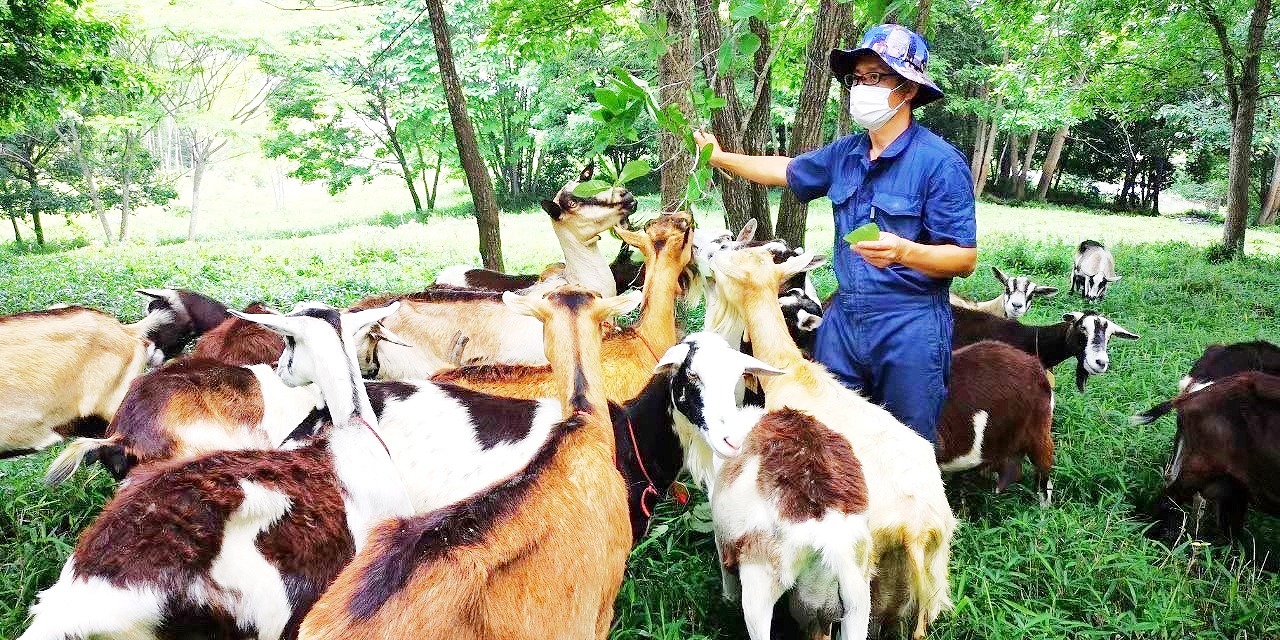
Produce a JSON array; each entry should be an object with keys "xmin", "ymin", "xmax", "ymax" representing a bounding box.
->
[{"xmin": 786, "ymin": 121, "xmax": 977, "ymax": 444}]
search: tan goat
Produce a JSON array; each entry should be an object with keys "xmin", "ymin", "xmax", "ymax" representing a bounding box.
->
[
  {"xmin": 298, "ymin": 285, "xmax": 634, "ymax": 640},
  {"xmin": 429, "ymin": 211, "xmax": 694, "ymax": 403},
  {"xmin": 710, "ymin": 246, "xmax": 957, "ymax": 640}
]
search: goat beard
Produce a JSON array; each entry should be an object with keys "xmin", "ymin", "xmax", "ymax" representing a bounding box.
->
[{"xmin": 1075, "ymin": 359, "xmax": 1090, "ymax": 392}]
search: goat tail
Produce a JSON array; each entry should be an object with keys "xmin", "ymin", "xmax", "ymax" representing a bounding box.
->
[
  {"xmin": 44, "ymin": 437, "xmax": 114, "ymax": 486},
  {"xmin": 1130, "ymin": 400, "xmax": 1174, "ymax": 426},
  {"xmin": 905, "ymin": 529, "xmax": 953, "ymax": 639}
]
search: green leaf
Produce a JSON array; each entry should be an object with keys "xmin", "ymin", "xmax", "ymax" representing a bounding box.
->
[
  {"xmin": 729, "ymin": 0, "xmax": 765, "ymax": 21},
  {"xmin": 737, "ymin": 32, "xmax": 761, "ymax": 58},
  {"xmin": 572, "ymin": 180, "xmax": 613, "ymax": 198},
  {"xmin": 617, "ymin": 159, "xmax": 651, "ymax": 186},
  {"xmin": 844, "ymin": 222, "xmax": 881, "ymax": 244},
  {"xmin": 696, "ymin": 141, "xmax": 714, "ymax": 168},
  {"xmin": 593, "ymin": 88, "xmax": 621, "ymax": 112}
]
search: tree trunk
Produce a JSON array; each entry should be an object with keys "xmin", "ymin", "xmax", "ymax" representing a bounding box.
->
[
  {"xmin": 915, "ymin": 0, "xmax": 933, "ymax": 33},
  {"xmin": 1035, "ymin": 124, "xmax": 1070, "ymax": 201},
  {"xmin": 426, "ymin": 0, "xmax": 504, "ymax": 270},
  {"xmin": 739, "ymin": 16, "xmax": 774, "ymax": 235},
  {"xmin": 836, "ymin": 23, "xmax": 858, "ymax": 137},
  {"xmin": 427, "ymin": 151, "xmax": 444, "ymax": 214},
  {"xmin": 1016, "ymin": 129, "xmax": 1037, "ymax": 201},
  {"xmin": 969, "ymin": 113, "xmax": 988, "ymax": 187},
  {"xmin": 8, "ymin": 212, "xmax": 20, "ymax": 243},
  {"xmin": 1259, "ymin": 149, "xmax": 1280, "ymax": 226},
  {"xmin": 25, "ymin": 164, "xmax": 44, "ymax": 245},
  {"xmin": 1219, "ymin": 0, "xmax": 1271, "ymax": 255},
  {"xmin": 71, "ymin": 122, "xmax": 113, "ymax": 245},
  {"xmin": 974, "ymin": 122, "xmax": 998, "ymax": 198},
  {"xmin": 1116, "ymin": 155, "xmax": 1137, "ymax": 210},
  {"xmin": 119, "ymin": 131, "xmax": 134, "ymax": 242},
  {"xmin": 693, "ymin": 0, "xmax": 759, "ymax": 235},
  {"xmin": 379, "ymin": 99, "xmax": 424, "ymax": 214},
  {"xmin": 775, "ymin": 0, "xmax": 850, "ymax": 248},
  {"xmin": 656, "ymin": 0, "xmax": 696, "ymax": 212},
  {"xmin": 188, "ymin": 155, "xmax": 204, "ymax": 242},
  {"xmin": 997, "ymin": 133, "xmax": 1016, "ymax": 193}
]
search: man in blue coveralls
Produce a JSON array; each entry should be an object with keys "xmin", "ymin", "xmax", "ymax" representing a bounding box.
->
[{"xmin": 694, "ymin": 23, "xmax": 977, "ymax": 445}]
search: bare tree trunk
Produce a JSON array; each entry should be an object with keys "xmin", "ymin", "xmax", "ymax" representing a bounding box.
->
[
  {"xmin": 119, "ymin": 132, "xmax": 134, "ymax": 242},
  {"xmin": 656, "ymin": 0, "xmax": 696, "ymax": 212},
  {"xmin": 69, "ymin": 122, "xmax": 113, "ymax": 244},
  {"xmin": 427, "ymin": 152, "xmax": 444, "ymax": 214},
  {"xmin": 8, "ymin": 212, "xmax": 20, "ymax": 243},
  {"xmin": 426, "ymin": 0, "xmax": 504, "ymax": 270},
  {"xmin": 1260, "ymin": 150, "xmax": 1280, "ymax": 226},
  {"xmin": 974, "ymin": 122, "xmax": 998, "ymax": 198},
  {"xmin": 693, "ymin": 0, "xmax": 757, "ymax": 234},
  {"xmin": 1213, "ymin": 0, "xmax": 1271, "ymax": 255},
  {"xmin": 969, "ymin": 113, "xmax": 988, "ymax": 187},
  {"xmin": 742, "ymin": 17, "xmax": 774, "ymax": 235},
  {"xmin": 1016, "ymin": 129, "xmax": 1038, "ymax": 201},
  {"xmin": 188, "ymin": 155, "xmax": 204, "ymax": 242},
  {"xmin": 1035, "ymin": 124, "xmax": 1070, "ymax": 202},
  {"xmin": 915, "ymin": 0, "xmax": 933, "ymax": 33},
  {"xmin": 836, "ymin": 28, "xmax": 857, "ymax": 138},
  {"xmin": 775, "ymin": 0, "xmax": 850, "ymax": 248}
]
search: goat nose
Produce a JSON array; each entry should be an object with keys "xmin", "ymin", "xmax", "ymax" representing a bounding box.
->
[
  {"xmin": 1094, "ymin": 358, "xmax": 1108, "ymax": 369},
  {"xmin": 1011, "ymin": 301, "xmax": 1024, "ymax": 309}
]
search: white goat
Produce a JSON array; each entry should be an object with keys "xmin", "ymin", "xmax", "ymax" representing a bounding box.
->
[
  {"xmin": 1072, "ymin": 240, "xmax": 1120, "ymax": 302},
  {"xmin": 949, "ymin": 266, "xmax": 1057, "ymax": 320},
  {"xmin": 657, "ymin": 333, "xmax": 874, "ymax": 640}
]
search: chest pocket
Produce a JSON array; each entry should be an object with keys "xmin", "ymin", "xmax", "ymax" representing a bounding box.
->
[{"xmin": 871, "ymin": 192, "xmax": 924, "ymax": 242}]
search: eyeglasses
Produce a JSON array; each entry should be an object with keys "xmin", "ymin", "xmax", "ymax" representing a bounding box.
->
[{"xmin": 838, "ymin": 71, "xmax": 901, "ymax": 89}]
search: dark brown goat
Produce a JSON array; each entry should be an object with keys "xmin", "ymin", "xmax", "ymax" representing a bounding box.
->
[
  {"xmin": 1158, "ymin": 372, "xmax": 1280, "ymax": 540},
  {"xmin": 192, "ymin": 302, "xmax": 286, "ymax": 366},
  {"xmin": 1132, "ymin": 340, "xmax": 1280, "ymax": 425},
  {"xmin": 937, "ymin": 341, "xmax": 1056, "ymax": 504}
]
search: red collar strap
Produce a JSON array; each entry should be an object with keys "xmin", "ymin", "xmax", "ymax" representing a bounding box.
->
[{"xmin": 353, "ymin": 415, "xmax": 392, "ymax": 458}]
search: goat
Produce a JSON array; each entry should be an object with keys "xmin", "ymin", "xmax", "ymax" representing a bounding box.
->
[
  {"xmin": 708, "ymin": 246, "xmax": 956, "ymax": 640},
  {"xmin": 1157, "ymin": 372, "xmax": 1280, "ymax": 540},
  {"xmin": 657, "ymin": 333, "xmax": 874, "ymax": 640},
  {"xmin": 0, "ymin": 307, "xmax": 154, "ymax": 459},
  {"xmin": 949, "ymin": 266, "xmax": 1057, "ymax": 320},
  {"xmin": 192, "ymin": 302, "xmax": 287, "ymax": 366},
  {"xmin": 297, "ymin": 286, "xmax": 636, "ymax": 640},
  {"xmin": 433, "ymin": 164, "xmax": 637, "ymax": 296},
  {"xmin": 20, "ymin": 303, "xmax": 412, "ymax": 640},
  {"xmin": 43, "ymin": 357, "xmax": 321, "ymax": 484},
  {"xmin": 430, "ymin": 211, "xmax": 695, "ymax": 403},
  {"xmin": 1132, "ymin": 340, "xmax": 1280, "ymax": 425},
  {"xmin": 952, "ymin": 305, "xmax": 1139, "ymax": 392},
  {"xmin": 130, "ymin": 288, "xmax": 233, "ymax": 360},
  {"xmin": 1071, "ymin": 240, "xmax": 1120, "ymax": 302},
  {"xmin": 937, "ymin": 341, "xmax": 1056, "ymax": 505}
]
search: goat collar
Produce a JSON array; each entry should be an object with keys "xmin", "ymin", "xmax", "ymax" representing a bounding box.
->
[
  {"xmin": 623, "ymin": 416, "xmax": 669, "ymax": 520},
  {"xmin": 635, "ymin": 330, "xmax": 661, "ymax": 365},
  {"xmin": 353, "ymin": 414, "xmax": 392, "ymax": 458}
]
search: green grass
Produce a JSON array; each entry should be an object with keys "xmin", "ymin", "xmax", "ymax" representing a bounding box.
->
[{"xmin": 3, "ymin": 198, "xmax": 1280, "ymax": 638}]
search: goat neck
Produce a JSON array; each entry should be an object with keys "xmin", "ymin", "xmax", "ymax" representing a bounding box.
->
[
  {"xmin": 540, "ymin": 292, "xmax": 614, "ymax": 433},
  {"xmin": 628, "ymin": 214, "xmax": 694, "ymax": 359},
  {"xmin": 739, "ymin": 291, "xmax": 806, "ymax": 375},
  {"xmin": 554, "ymin": 223, "xmax": 616, "ymax": 296},
  {"xmin": 1036, "ymin": 321, "xmax": 1076, "ymax": 369}
]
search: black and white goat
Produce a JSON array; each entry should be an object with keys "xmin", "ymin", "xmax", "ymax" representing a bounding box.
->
[
  {"xmin": 1132, "ymin": 340, "xmax": 1280, "ymax": 425},
  {"xmin": 20, "ymin": 302, "xmax": 411, "ymax": 640},
  {"xmin": 130, "ymin": 288, "xmax": 233, "ymax": 361},
  {"xmin": 656, "ymin": 333, "xmax": 874, "ymax": 640},
  {"xmin": 1071, "ymin": 240, "xmax": 1120, "ymax": 302},
  {"xmin": 949, "ymin": 266, "xmax": 1057, "ymax": 320},
  {"xmin": 952, "ymin": 305, "xmax": 1140, "ymax": 391}
]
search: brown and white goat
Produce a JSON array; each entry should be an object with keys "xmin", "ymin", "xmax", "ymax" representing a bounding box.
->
[
  {"xmin": 130, "ymin": 288, "xmax": 233, "ymax": 360},
  {"xmin": 949, "ymin": 266, "xmax": 1057, "ymax": 320},
  {"xmin": 0, "ymin": 307, "xmax": 155, "ymax": 458},
  {"xmin": 433, "ymin": 164, "xmax": 637, "ymax": 295},
  {"xmin": 192, "ymin": 302, "xmax": 287, "ymax": 366},
  {"xmin": 937, "ymin": 341, "xmax": 1056, "ymax": 505},
  {"xmin": 1157, "ymin": 372, "xmax": 1280, "ymax": 540},
  {"xmin": 709, "ymin": 245, "xmax": 956, "ymax": 639},
  {"xmin": 430, "ymin": 211, "xmax": 695, "ymax": 403},
  {"xmin": 20, "ymin": 303, "xmax": 411, "ymax": 640},
  {"xmin": 298, "ymin": 286, "xmax": 635, "ymax": 640}
]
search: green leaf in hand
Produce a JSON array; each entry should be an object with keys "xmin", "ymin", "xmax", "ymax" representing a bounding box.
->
[
  {"xmin": 572, "ymin": 180, "xmax": 614, "ymax": 198},
  {"xmin": 844, "ymin": 222, "xmax": 881, "ymax": 245}
]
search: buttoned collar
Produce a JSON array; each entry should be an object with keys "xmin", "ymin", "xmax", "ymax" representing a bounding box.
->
[{"xmin": 853, "ymin": 120, "xmax": 920, "ymax": 164}]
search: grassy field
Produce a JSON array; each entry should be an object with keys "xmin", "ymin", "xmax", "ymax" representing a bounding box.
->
[{"xmin": 2, "ymin": 195, "xmax": 1280, "ymax": 639}]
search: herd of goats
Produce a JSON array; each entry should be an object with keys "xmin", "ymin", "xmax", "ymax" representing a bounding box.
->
[{"xmin": 3, "ymin": 164, "xmax": 1279, "ymax": 640}]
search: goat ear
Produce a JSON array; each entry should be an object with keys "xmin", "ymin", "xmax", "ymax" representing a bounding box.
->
[
  {"xmin": 342, "ymin": 302, "xmax": 400, "ymax": 339},
  {"xmin": 796, "ymin": 309, "xmax": 823, "ymax": 331},
  {"xmin": 654, "ymin": 342, "xmax": 691, "ymax": 374},
  {"xmin": 601, "ymin": 290, "xmax": 644, "ymax": 319},
  {"xmin": 737, "ymin": 352, "xmax": 785, "ymax": 377},
  {"xmin": 502, "ymin": 290, "xmax": 542, "ymax": 318},
  {"xmin": 782, "ymin": 252, "xmax": 825, "ymax": 276},
  {"xmin": 737, "ymin": 218, "xmax": 758, "ymax": 243},
  {"xmin": 614, "ymin": 224, "xmax": 650, "ymax": 253},
  {"xmin": 229, "ymin": 309, "xmax": 308, "ymax": 337},
  {"xmin": 991, "ymin": 265, "xmax": 1009, "ymax": 285},
  {"xmin": 372, "ymin": 323, "xmax": 412, "ymax": 347},
  {"xmin": 541, "ymin": 199, "xmax": 563, "ymax": 220},
  {"xmin": 1109, "ymin": 322, "xmax": 1140, "ymax": 340},
  {"xmin": 579, "ymin": 162, "xmax": 594, "ymax": 183},
  {"xmin": 135, "ymin": 288, "xmax": 168, "ymax": 301},
  {"xmin": 1062, "ymin": 311, "xmax": 1084, "ymax": 324},
  {"xmin": 1034, "ymin": 286, "xmax": 1059, "ymax": 298},
  {"xmin": 1106, "ymin": 274, "xmax": 1122, "ymax": 282}
]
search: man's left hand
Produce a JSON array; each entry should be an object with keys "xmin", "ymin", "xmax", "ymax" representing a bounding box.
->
[{"xmin": 854, "ymin": 232, "xmax": 909, "ymax": 268}]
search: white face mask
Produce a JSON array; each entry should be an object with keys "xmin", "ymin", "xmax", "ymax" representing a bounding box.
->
[{"xmin": 849, "ymin": 84, "xmax": 907, "ymax": 132}]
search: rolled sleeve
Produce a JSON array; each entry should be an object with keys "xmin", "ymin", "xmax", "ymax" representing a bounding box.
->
[
  {"xmin": 923, "ymin": 160, "xmax": 977, "ymax": 247},
  {"xmin": 785, "ymin": 143, "xmax": 838, "ymax": 203}
]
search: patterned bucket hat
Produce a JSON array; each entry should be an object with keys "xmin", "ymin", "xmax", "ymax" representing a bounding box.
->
[{"xmin": 830, "ymin": 23, "xmax": 943, "ymax": 107}]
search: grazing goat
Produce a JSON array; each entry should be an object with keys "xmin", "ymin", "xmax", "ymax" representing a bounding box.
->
[
  {"xmin": 433, "ymin": 164, "xmax": 637, "ymax": 295},
  {"xmin": 130, "ymin": 288, "xmax": 232, "ymax": 360},
  {"xmin": 192, "ymin": 302, "xmax": 287, "ymax": 366},
  {"xmin": 949, "ymin": 266, "xmax": 1057, "ymax": 320},
  {"xmin": 44, "ymin": 357, "xmax": 321, "ymax": 484},
  {"xmin": 952, "ymin": 305, "xmax": 1139, "ymax": 391},
  {"xmin": 657, "ymin": 333, "xmax": 874, "ymax": 640},
  {"xmin": 709, "ymin": 246, "xmax": 956, "ymax": 640},
  {"xmin": 937, "ymin": 341, "xmax": 1056, "ymax": 505},
  {"xmin": 298, "ymin": 286, "xmax": 635, "ymax": 640},
  {"xmin": 1132, "ymin": 340, "xmax": 1280, "ymax": 425},
  {"xmin": 20, "ymin": 303, "xmax": 412, "ymax": 640},
  {"xmin": 0, "ymin": 307, "xmax": 154, "ymax": 458},
  {"xmin": 1071, "ymin": 240, "xmax": 1120, "ymax": 302},
  {"xmin": 430, "ymin": 211, "xmax": 694, "ymax": 403},
  {"xmin": 1157, "ymin": 372, "xmax": 1280, "ymax": 540}
]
